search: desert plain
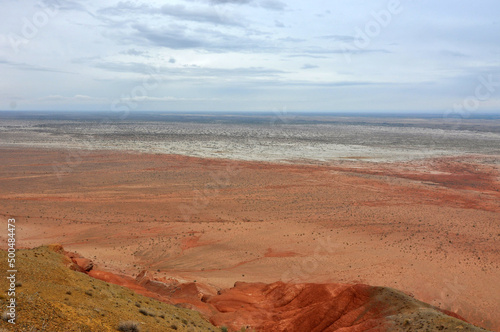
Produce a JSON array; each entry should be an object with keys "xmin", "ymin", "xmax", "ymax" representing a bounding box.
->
[{"xmin": 0, "ymin": 113, "xmax": 499, "ymax": 331}]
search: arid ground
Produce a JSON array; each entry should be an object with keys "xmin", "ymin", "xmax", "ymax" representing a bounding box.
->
[{"xmin": 0, "ymin": 146, "xmax": 499, "ymax": 330}]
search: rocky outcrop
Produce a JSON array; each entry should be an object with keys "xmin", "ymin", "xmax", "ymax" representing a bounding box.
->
[
  {"xmin": 208, "ymin": 281, "xmax": 486, "ymax": 332},
  {"xmin": 61, "ymin": 247, "xmax": 94, "ymax": 272},
  {"xmin": 135, "ymin": 270, "xmax": 218, "ymax": 316},
  {"xmin": 72, "ymin": 257, "xmax": 94, "ymax": 272}
]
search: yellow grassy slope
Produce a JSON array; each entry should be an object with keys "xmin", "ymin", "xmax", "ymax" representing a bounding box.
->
[{"xmin": 0, "ymin": 246, "xmax": 218, "ymax": 332}]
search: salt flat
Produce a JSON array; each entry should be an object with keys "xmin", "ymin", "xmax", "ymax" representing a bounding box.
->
[{"xmin": 1, "ymin": 113, "xmax": 499, "ymax": 163}]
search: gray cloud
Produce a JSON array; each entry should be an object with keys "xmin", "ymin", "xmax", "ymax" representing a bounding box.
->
[
  {"xmin": 159, "ymin": 4, "xmax": 245, "ymax": 26},
  {"xmin": 71, "ymin": 56, "xmax": 102, "ymax": 64},
  {"xmin": 440, "ymin": 50, "xmax": 468, "ymax": 58},
  {"xmin": 320, "ymin": 35, "xmax": 356, "ymax": 42},
  {"xmin": 98, "ymin": 2, "xmax": 245, "ymax": 27},
  {"xmin": 94, "ymin": 61, "xmax": 163, "ymax": 74},
  {"xmin": 259, "ymin": 0, "xmax": 286, "ymax": 11},
  {"xmin": 287, "ymin": 54, "xmax": 329, "ymax": 59},
  {"xmin": 301, "ymin": 47, "xmax": 391, "ymax": 56},
  {"xmin": 0, "ymin": 59, "xmax": 72, "ymax": 74},
  {"xmin": 38, "ymin": 94, "xmax": 106, "ymax": 103},
  {"xmin": 335, "ymin": 48, "xmax": 392, "ymax": 55},
  {"xmin": 131, "ymin": 24, "xmax": 204, "ymax": 50},
  {"xmin": 127, "ymin": 23, "xmax": 271, "ymax": 52},
  {"xmin": 302, "ymin": 64, "xmax": 318, "ymax": 69},
  {"xmin": 40, "ymin": 0, "xmax": 96, "ymax": 17},
  {"xmin": 207, "ymin": 0, "xmax": 253, "ymax": 4},
  {"xmin": 121, "ymin": 48, "xmax": 148, "ymax": 56},
  {"xmin": 94, "ymin": 60, "xmax": 287, "ymax": 78},
  {"xmin": 97, "ymin": 2, "xmax": 153, "ymax": 16},
  {"xmin": 186, "ymin": 0, "xmax": 285, "ymax": 11},
  {"xmin": 279, "ymin": 37, "xmax": 304, "ymax": 43},
  {"xmin": 41, "ymin": 0, "xmax": 87, "ymax": 12},
  {"xmin": 272, "ymin": 80, "xmax": 389, "ymax": 88}
]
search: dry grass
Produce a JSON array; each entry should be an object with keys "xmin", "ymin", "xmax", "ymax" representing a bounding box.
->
[{"xmin": 0, "ymin": 246, "xmax": 216, "ymax": 332}]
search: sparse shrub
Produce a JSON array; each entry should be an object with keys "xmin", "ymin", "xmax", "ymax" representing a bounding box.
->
[
  {"xmin": 85, "ymin": 290, "xmax": 93, "ymax": 296},
  {"xmin": 66, "ymin": 290, "xmax": 72, "ymax": 295},
  {"xmin": 182, "ymin": 319, "xmax": 188, "ymax": 325},
  {"xmin": 14, "ymin": 282, "xmax": 22, "ymax": 287},
  {"xmin": 170, "ymin": 325, "xmax": 178, "ymax": 330},
  {"xmin": 117, "ymin": 321, "xmax": 140, "ymax": 332},
  {"xmin": 138, "ymin": 308, "xmax": 155, "ymax": 317},
  {"xmin": 135, "ymin": 302, "xmax": 141, "ymax": 308},
  {"xmin": 221, "ymin": 327, "xmax": 228, "ymax": 332}
]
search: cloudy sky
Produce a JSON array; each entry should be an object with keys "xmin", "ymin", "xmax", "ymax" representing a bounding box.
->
[{"xmin": 0, "ymin": 0, "xmax": 499, "ymax": 112}]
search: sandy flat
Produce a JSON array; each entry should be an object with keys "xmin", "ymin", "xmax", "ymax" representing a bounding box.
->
[{"xmin": 0, "ymin": 147, "xmax": 498, "ymax": 331}]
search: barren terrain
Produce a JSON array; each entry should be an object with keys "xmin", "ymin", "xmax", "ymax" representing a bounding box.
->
[
  {"xmin": 0, "ymin": 113, "xmax": 499, "ymax": 330},
  {"xmin": 0, "ymin": 245, "xmax": 487, "ymax": 331},
  {"xmin": 0, "ymin": 147, "xmax": 499, "ymax": 330}
]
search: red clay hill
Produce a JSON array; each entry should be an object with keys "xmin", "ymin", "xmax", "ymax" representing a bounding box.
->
[{"xmin": 63, "ymin": 245, "xmax": 488, "ymax": 331}]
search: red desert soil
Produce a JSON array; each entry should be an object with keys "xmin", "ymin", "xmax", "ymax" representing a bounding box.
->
[{"xmin": 0, "ymin": 147, "xmax": 499, "ymax": 330}]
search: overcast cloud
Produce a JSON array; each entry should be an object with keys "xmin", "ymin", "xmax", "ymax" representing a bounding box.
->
[{"xmin": 0, "ymin": 0, "xmax": 499, "ymax": 112}]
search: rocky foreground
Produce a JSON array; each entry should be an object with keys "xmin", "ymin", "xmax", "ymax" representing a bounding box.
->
[{"xmin": 0, "ymin": 245, "xmax": 490, "ymax": 332}]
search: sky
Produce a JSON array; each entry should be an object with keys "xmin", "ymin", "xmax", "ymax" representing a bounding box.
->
[{"xmin": 0, "ymin": 0, "xmax": 499, "ymax": 113}]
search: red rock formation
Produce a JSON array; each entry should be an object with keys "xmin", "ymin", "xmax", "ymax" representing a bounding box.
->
[
  {"xmin": 55, "ymin": 244, "xmax": 95, "ymax": 273},
  {"xmin": 208, "ymin": 282, "xmax": 390, "ymax": 331},
  {"xmin": 51, "ymin": 245, "xmax": 485, "ymax": 332},
  {"xmin": 72, "ymin": 257, "xmax": 93, "ymax": 272},
  {"xmin": 135, "ymin": 270, "xmax": 218, "ymax": 316}
]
